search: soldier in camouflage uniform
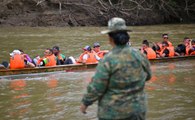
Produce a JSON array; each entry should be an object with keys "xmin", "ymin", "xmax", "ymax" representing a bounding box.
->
[{"xmin": 80, "ymin": 17, "xmax": 152, "ymax": 120}]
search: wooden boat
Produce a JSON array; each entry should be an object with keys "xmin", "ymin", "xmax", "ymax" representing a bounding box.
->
[{"xmin": 0, "ymin": 55, "xmax": 195, "ymax": 76}]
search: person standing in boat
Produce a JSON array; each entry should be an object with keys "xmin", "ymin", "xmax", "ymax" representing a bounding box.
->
[
  {"xmin": 93, "ymin": 42, "xmax": 109, "ymax": 59},
  {"xmin": 140, "ymin": 40, "xmax": 157, "ymax": 59},
  {"xmin": 77, "ymin": 45, "xmax": 98, "ymax": 64},
  {"xmin": 52, "ymin": 46, "xmax": 66, "ymax": 65},
  {"xmin": 80, "ymin": 17, "xmax": 152, "ymax": 120},
  {"xmin": 37, "ymin": 48, "xmax": 56, "ymax": 66}
]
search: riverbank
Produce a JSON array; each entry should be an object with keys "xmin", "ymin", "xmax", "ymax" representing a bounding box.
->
[{"xmin": 0, "ymin": 0, "xmax": 194, "ymax": 27}]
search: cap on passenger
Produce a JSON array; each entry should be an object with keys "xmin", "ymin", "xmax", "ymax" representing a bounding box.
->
[
  {"xmin": 93, "ymin": 42, "xmax": 100, "ymax": 48},
  {"xmin": 83, "ymin": 45, "xmax": 91, "ymax": 51},
  {"xmin": 10, "ymin": 50, "xmax": 21, "ymax": 56}
]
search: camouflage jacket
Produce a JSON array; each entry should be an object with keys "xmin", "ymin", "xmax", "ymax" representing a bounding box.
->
[{"xmin": 82, "ymin": 45, "xmax": 152, "ymax": 119}]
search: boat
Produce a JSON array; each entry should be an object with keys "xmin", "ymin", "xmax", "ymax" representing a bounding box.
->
[{"xmin": 0, "ymin": 55, "xmax": 195, "ymax": 76}]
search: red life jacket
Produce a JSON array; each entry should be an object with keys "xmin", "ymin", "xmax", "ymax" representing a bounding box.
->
[
  {"xmin": 145, "ymin": 47, "xmax": 156, "ymax": 59},
  {"xmin": 10, "ymin": 54, "xmax": 25, "ymax": 69}
]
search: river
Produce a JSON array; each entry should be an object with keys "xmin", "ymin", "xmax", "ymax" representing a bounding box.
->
[{"xmin": 0, "ymin": 24, "xmax": 195, "ymax": 120}]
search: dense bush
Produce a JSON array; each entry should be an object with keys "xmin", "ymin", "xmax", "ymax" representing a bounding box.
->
[{"xmin": 0, "ymin": 0, "xmax": 194, "ymax": 26}]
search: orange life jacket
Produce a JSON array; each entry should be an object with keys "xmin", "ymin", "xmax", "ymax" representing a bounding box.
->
[
  {"xmin": 77, "ymin": 51, "xmax": 98, "ymax": 63},
  {"xmin": 159, "ymin": 47, "xmax": 166, "ymax": 57},
  {"xmin": 10, "ymin": 54, "xmax": 25, "ymax": 69},
  {"xmin": 157, "ymin": 41, "xmax": 172, "ymax": 53},
  {"xmin": 190, "ymin": 51, "xmax": 195, "ymax": 55},
  {"xmin": 156, "ymin": 43, "xmax": 163, "ymax": 53},
  {"xmin": 77, "ymin": 51, "xmax": 87, "ymax": 63},
  {"xmin": 145, "ymin": 47, "xmax": 157, "ymax": 59},
  {"xmin": 167, "ymin": 41, "xmax": 173, "ymax": 47},
  {"xmin": 185, "ymin": 45, "xmax": 190, "ymax": 55},
  {"xmin": 160, "ymin": 46, "xmax": 174, "ymax": 57},
  {"xmin": 97, "ymin": 50, "xmax": 109, "ymax": 59},
  {"xmin": 45, "ymin": 54, "xmax": 56, "ymax": 66},
  {"xmin": 167, "ymin": 46, "xmax": 175, "ymax": 57}
]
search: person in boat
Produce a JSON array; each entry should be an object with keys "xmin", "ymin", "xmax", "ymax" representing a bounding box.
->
[
  {"xmin": 80, "ymin": 17, "xmax": 152, "ymax": 120},
  {"xmin": 175, "ymin": 37, "xmax": 190, "ymax": 56},
  {"xmin": 0, "ymin": 61, "xmax": 9, "ymax": 69},
  {"xmin": 175, "ymin": 44, "xmax": 186, "ymax": 56},
  {"xmin": 93, "ymin": 42, "xmax": 109, "ymax": 59},
  {"xmin": 52, "ymin": 46, "xmax": 66, "ymax": 65},
  {"xmin": 184, "ymin": 37, "xmax": 191, "ymax": 55},
  {"xmin": 152, "ymin": 33, "xmax": 173, "ymax": 53},
  {"xmin": 37, "ymin": 48, "xmax": 56, "ymax": 66},
  {"xmin": 19, "ymin": 49, "xmax": 35, "ymax": 68},
  {"xmin": 140, "ymin": 39, "xmax": 157, "ymax": 59},
  {"xmin": 161, "ymin": 33, "xmax": 173, "ymax": 47},
  {"xmin": 77, "ymin": 45, "xmax": 98, "ymax": 64},
  {"xmin": 9, "ymin": 50, "xmax": 25, "ymax": 69},
  {"xmin": 157, "ymin": 41, "xmax": 175, "ymax": 57},
  {"xmin": 188, "ymin": 39, "xmax": 195, "ymax": 55}
]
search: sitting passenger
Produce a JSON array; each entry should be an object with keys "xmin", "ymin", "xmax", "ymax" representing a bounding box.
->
[
  {"xmin": 152, "ymin": 33, "xmax": 173, "ymax": 53},
  {"xmin": 183, "ymin": 37, "xmax": 191, "ymax": 55},
  {"xmin": 19, "ymin": 49, "xmax": 35, "ymax": 67},
  {"xmin": 52, "ymin": 46, "xmax": 66, "ymax": 65},
  {"xmin": 37, "ymin": 48, "xmax": 56, "ymax": 67},
  {"xmin": 93, "ymin": 42, "xmax": 109, "ymax": 59},
  {"xmin": 161, "ymin": 33, "xmax": 173, "ymax": 47},
  {"xmin": 140, "ymin": 40, "xmax": 156, "ymax": 59},
  {"xmin": 157, "ymin": 41, "xmax": 175, "ymax": 58},
  {"xmin": 0, "ymin": 61, "xmax": 9, "ymax": 69},
  {"xmin": 9, "ymin": 50, "xmax": 25, "ymax": 69},
  {"xmin": 175, "ymin": 44, "xmax": 186, "ymax": 56},
  {"xmin": 188, "ymin": 39, "xmax": 195, "ymax": 55},
  {"xmin": 175, "ymin": 37, "xmax": 191, "ymax": 56},
  {"xmin": 77, "ymin": 45, "xmax": 98, "ymax": 64}
]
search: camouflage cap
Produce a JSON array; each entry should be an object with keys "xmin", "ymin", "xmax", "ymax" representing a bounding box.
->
[{"xmin": 101, "ymin": 17, "xmax": 132, "ymax": 34}]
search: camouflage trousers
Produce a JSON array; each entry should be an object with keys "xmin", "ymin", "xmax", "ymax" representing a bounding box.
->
[{"xmin": 99, "ymin": 112, "xmax": 146, "ymax": 120}]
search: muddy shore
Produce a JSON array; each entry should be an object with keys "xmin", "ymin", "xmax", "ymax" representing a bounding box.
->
[{"xmin": 0, "ymin": 0, "xmax": 194, "ymax": 27}]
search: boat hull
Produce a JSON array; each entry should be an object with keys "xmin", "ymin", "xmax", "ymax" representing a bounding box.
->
[{"xmin": 0, "ymin": 55, "xmax": 195, "ymax": 76}]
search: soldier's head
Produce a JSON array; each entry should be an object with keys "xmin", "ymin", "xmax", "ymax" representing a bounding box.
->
[{"xmin": 101, "ymin": 17, "xmax": 131, "ymax": 46}]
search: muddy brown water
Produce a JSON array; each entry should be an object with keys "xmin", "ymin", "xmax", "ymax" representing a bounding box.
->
[{"xmin": 0, "ymin": 24, "xmax": 195, "ymax": 120}]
